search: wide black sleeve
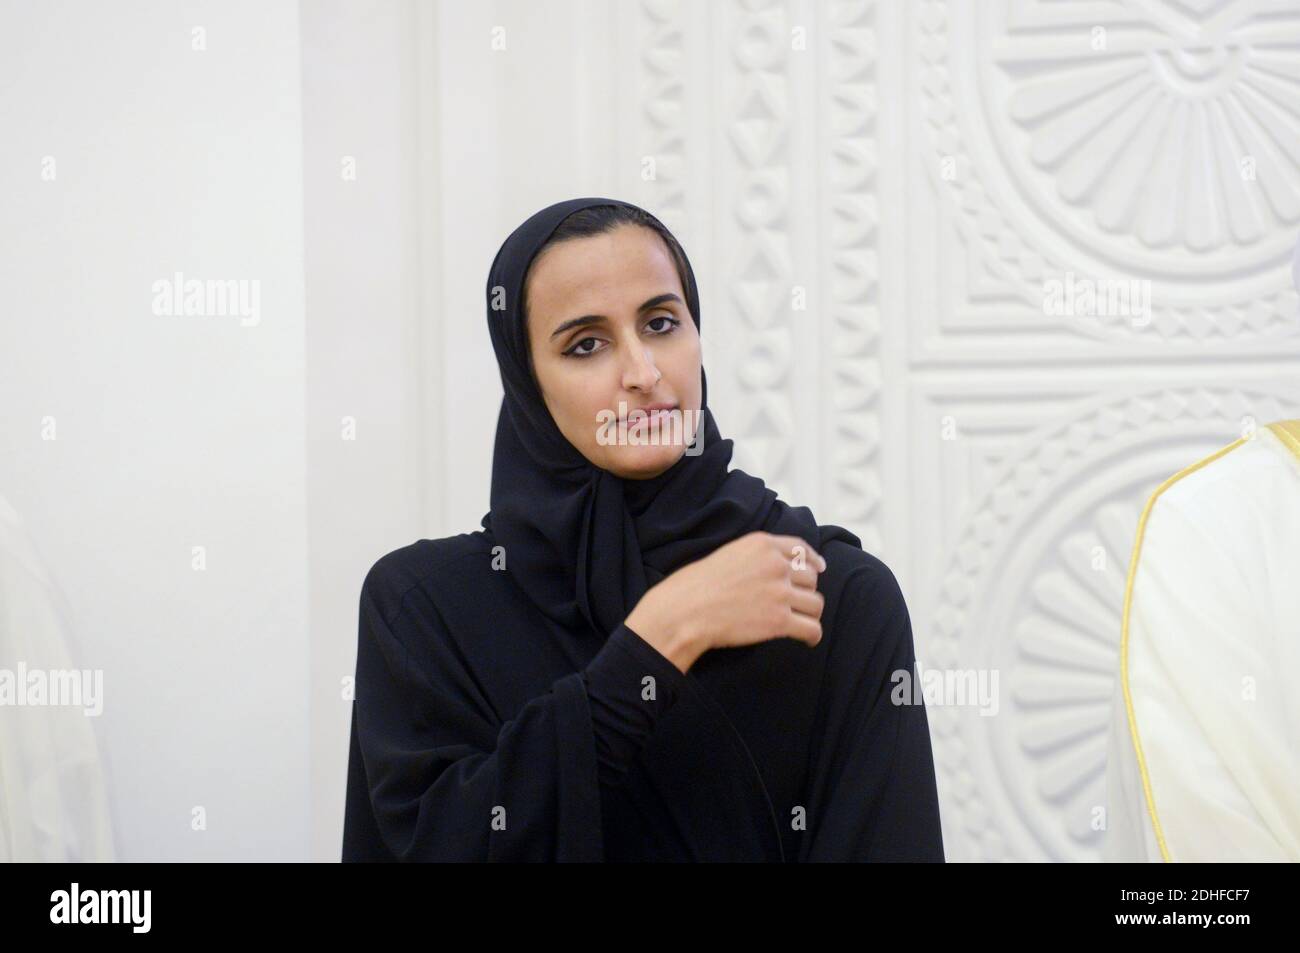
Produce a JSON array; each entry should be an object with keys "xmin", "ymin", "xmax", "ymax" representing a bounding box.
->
[
  {"xmin": 799, "ymin": 562, "xmax": 946, "ymax": 862},
  {"xmin": 341, "ymin": 570, "xmax": 685, "ymax": 862},
  {"xmin": 584, "ymin": 621, "xmax": 688, "ymax": 789}
]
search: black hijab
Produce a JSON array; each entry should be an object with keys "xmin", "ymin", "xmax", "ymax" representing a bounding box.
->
[{"xmin": 480, "ymin": 196, "xmax": 862, "ymax": 638}]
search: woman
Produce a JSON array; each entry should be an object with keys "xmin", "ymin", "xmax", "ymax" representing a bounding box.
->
[{"xmin": 342, "ymin": 197, "xmax": 944, "ymax": 862}]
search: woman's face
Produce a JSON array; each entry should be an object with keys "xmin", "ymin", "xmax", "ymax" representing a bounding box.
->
[{"xmin": 525, "ymin": 223, "xmax": 703, "ymax": 479}]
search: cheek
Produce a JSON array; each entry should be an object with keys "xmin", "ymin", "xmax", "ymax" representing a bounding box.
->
[
  {"xmin": 554, "ymin": 374, "xmax": 616, "ymax": 438},
  {"xmin": 666, "ymin": 336, "xmax": 702, "ymax": 396}
]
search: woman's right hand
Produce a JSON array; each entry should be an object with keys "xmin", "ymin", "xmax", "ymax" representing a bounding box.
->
[{"xmin": 624, "ymin": 531, "xmax": 827, "ymax": 674}]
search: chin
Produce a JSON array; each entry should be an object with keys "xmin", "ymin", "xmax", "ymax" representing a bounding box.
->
[{"xmin": 604, "ymin": 445, "xmax": 685, "ymax": 479}]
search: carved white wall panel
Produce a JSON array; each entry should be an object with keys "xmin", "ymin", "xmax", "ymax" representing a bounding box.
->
[{"xmin": 902, "ymin": 0, "xmax": 1300, "ymax": 860}]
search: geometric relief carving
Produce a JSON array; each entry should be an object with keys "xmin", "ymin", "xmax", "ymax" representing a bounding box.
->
[
  {"xmin": 917, "ymin": 0, "xmax": 1300, "ymax": 343},
  {"xmin": 824, "ymin": 0, "xmax": 883, "ymax": 548},
  {"xmin": 725, "ymin": 0, "xmax": 799, "ymax": 494},
  {"xmin": 917, "ymin": 382, "xmax": 1108, "ymax": 549},
  {"xmin": 716, "ymin": 0, "xmax": 884, "ymax": 551}
]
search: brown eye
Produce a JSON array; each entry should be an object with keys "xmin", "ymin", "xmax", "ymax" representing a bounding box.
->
[{"xmin": 564, "ymin": 337, "xmax": 602, "ymax": 358}]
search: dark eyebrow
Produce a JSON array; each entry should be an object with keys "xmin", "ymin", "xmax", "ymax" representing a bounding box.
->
[{"xmin": 549, "ymin": 293, "xmax": 684, "ymax": 341}]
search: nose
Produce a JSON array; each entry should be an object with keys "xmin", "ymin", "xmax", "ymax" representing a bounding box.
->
[{"xmin": 622, "ymin": 341, "xmax": 661, "ymax": 391}]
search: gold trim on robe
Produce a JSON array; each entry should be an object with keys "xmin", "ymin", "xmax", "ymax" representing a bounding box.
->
[
  {"xmin": 1120, "ymin": 436, "xmax": 1246, "ymax": 862},
  {"xmin": 1268, "ymin": 419, "xmax": 1300, "ymax": 463}
]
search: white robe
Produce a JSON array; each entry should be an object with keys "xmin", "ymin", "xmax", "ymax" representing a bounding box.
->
[
  {"xmin": 1105, "ymin": 420, "xmax": 1300, "ymax": 862},
  {"xmin": 0, "ymin": 492, "xmax": 116, "ymax": 860}
]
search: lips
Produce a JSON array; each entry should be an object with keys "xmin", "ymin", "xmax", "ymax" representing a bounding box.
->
[{"xmin": 620, "ymin": 403, "xmax": 677, "ymax": 424}]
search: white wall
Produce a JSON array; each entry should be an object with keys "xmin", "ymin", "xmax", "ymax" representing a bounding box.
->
[
  {"xmin": 0, "ymin": 0, "xmax": 309, "ymax": 859},
  {"xmin": 299, "ymin": 0, "xmax": 431, "ymax": 863}
]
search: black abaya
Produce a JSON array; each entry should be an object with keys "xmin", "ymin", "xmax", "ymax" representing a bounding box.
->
[{"xmin": 342, "ymin": 527, "xmax": 944, "ymax": 862}]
